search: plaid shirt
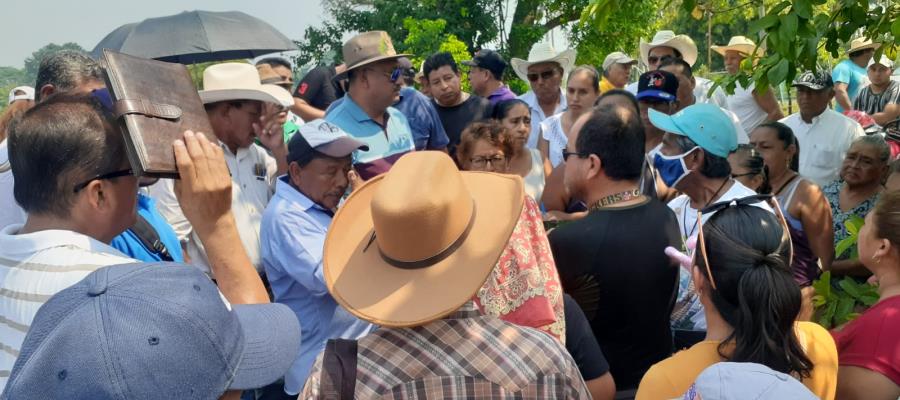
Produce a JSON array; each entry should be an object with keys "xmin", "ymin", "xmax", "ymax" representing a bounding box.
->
[{"xmin": 300, "ymin": 302, "xmax": 590, "ymax": 399}]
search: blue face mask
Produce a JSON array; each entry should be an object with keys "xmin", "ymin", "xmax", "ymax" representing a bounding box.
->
[{"xmin": 653, "ymin": 147, "xmax": 698, "ymax": 188}]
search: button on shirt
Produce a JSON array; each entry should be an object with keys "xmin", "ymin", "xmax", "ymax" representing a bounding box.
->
[
  {"xmin": 326, "ymin": 94, "xmax": 415, "ymax": 180},
  {"xmin": 780, "ymin": 109, "xmax": 864, "ymax": 187},
  {"xmin": 261, "ymin": 177, "xmax": 374, "ymax": 394},
  {"xmin": 148, "ymin": 142, "xmax": 276, "ymax": 275},
  {"xmin": 0, "ymin": 226, "xmax": 136, "ymax": 388},
  {"xmin": 520, "ymin": 89, "xmax": 566, "ymax": 149}
]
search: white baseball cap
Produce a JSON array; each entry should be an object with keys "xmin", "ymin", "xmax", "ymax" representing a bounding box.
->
[
  {"xmin": 8, "ymin": 86, "xmax": 34, "ymax": 105},
  {"xmin": 868, "ymin": 55, "xmax": 895, "ymax": 69},
  {"xmin": 288, "ymin": 119, "xmax": 369, "ymax": 161},
  {"xmin": 602, "ymin": 52, "xmax": 637, "ymax": 70}
]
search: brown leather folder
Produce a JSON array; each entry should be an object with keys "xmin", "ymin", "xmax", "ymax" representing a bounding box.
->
[{"xmin": 101, "ymin": 49, "xmax": 213, "ymax": 178}]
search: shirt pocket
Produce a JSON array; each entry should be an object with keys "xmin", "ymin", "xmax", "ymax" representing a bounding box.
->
[{"xmin": 810, "ymin": 147, "xmax": 839, "ymax": 168}]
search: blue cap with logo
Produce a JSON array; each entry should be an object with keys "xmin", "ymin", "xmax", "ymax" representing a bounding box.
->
[
  {"xmin": 2, "ymin": 263, "xmax": 301, "ymax": 400},
  {"xmin": 648, "ymin": 103, "xmax": 738, "ymax": 158}
]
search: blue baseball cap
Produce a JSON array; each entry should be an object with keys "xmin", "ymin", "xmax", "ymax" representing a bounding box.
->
[
  {"xmin": 648, "ymin": 103, "xmax": 738, "ymax": 158},
  {"xmin": 686, "ymin": 362, "xmax": 818, "ymax": 400},
  {"xmin": 3, "ymin": 263, "xmax": 301, "ymax": 399}
]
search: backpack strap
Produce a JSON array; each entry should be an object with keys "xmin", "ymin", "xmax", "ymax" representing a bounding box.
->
[
  {"xmin": 322, "ymin": 338, "xmax": 358, "ymax": 400},
  {"xmin": 129, "ymin": 215, "xmax": 174, "ymax": 262}
]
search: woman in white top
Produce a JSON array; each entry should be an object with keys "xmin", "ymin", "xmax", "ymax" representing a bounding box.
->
[
  {"xmin": 711, "ymin": 36, "xmax": 784, "ymax": 135},
  {"xmin": 493, "ymin": 99, "xmax": 549, "ymax": 202},
  {"xmin": 538, "ymin": 66, "xmax": 602, "ymax": 168}
]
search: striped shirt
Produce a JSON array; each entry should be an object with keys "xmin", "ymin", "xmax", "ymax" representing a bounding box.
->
[
  {"xmin": 301, "ymin": 302, "xmax": 590, "ymax": 399},
  {"xmin": 0, "ymin": 225, "xmax": 135, "ymax": 388},
  {"xmin": 853, "ymin": 80, "xmax": 900, "ymax": 116}
]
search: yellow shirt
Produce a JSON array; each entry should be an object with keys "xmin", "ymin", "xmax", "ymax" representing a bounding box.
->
[
  {"xmin": 599, "ymin": 77, "xmax": 617, "ymax": 94},
  {"xmin": 635, "ymin": 321, "xmax": 838, "ymax": 400}
]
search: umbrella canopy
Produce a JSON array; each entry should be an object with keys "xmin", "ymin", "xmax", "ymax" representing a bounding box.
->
[{"xmin": 92, "ymin": 10, "xmax": 297, "ymax": 64}]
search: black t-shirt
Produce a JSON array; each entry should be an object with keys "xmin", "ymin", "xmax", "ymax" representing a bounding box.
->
[
  {"xmin": 294, "ymin": 65, "xmax": 345, "ymax": 111},
  {"xmin": 549, "ymin": 197, "xmax": 680, "ymax": 390},
  {"xmin": 564, "ymin": 293, "xmax": 610, "ymax": 381},
  {"xmin": 433, "ymin": 95, "xmax": 492, "ymax": 155}
]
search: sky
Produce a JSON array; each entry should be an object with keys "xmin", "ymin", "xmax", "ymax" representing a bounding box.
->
[{"xmin": 2, "ymin": 0, "xmax": 326, "ymax": 68}]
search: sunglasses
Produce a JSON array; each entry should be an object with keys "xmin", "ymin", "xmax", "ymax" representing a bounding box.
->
[
  {"xmin": 73, "ymin": 168, "xmax": 134, "ymax": 193},
  {"xmin": 647, "ymin": 55, "xmax": 677, "ymax": 65},
  {"xmin": 695, "ymin": 194, "xmax": 793, "ymax": 291},
  {"xmin": 527, "ymin": 69, "xmax": 558, "ymax": 82}
]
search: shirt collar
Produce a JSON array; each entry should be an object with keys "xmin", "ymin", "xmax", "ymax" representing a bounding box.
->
[
  {"xmin": 275, "ymin": 175, "xmax": 333, "ymax": 215},
  {"xmin": 521, "ymin": 88, "xmax": 567, "ymax": 113},
  {"xmin": 489, "ymin": 85, "xmax": 511, "ymax": 97},
  {"xmin": 0, "ymin": 225, "xmax": 130, "ymax": 258},
  {"xmin": 342, "ymin": 94, "xmax": 376, "ymax": 123}
]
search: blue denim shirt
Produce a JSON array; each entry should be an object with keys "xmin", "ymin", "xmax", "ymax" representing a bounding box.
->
[
  {"xmin": 260, "ymin": 177, "xmax": 375, "ymax": 394},
  {"xmin": 109, "ymin": 193, "xmax": 183, "ymax": 262}
]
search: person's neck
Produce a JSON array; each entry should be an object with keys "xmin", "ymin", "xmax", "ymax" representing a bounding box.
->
[
  {"xmin": 19, "ymin": 214, "xmax": 108, "ymax": 243},
  {"xmin": 645, "ymin": 132, "xmax": 663, "ymax": 153},
  {"xmin": 684, "ymin": 177, "xmax": 733, "ymax": 209},
  {"xmin": 481, "ymin": 80, "xmax": 503, "ymax": 97},
  {"xmin": 583, "ymin": 178, "xmax": 643, "ymax": 208},
  {"xmin": 876, "ymin": 266, "xmax": 900, "ymax": 302},
  {"xmin": 845, "ymin": 179, "xmax": 882, "ymax": 196},
  {"xmin": 799, "ymin": 109, "xmax": 825, "ymax": 124},
  {"xmin": 348, "ymin": 91, "xmax": 387, "ymax": 124},
  {"xmin": 768, "ymin": 167, "xmax": 797, "ymax": 193},
  {"xmin": 537, "ymin": 90, "xmax": 560, "ymax": 109},
  {"xmin": 703, "ymin": 301, "xmax": 734, "ymax": 342},
  {"xmin": 869, "ymin": 81, "xmax": 891, "ymax": 94},
  {"xmin": 438, "ymin": 91, "xmax": 467, "ymax": 107}
]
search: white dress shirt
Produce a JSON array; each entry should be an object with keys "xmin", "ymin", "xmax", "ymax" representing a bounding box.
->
[
  {"xmin": 779, "ymin": 109, "xmax": 864, "ymax": 187},
  {"xmin": 519, "ymin": 89, "xmax": 567, "ymax": 149},
  {"xmin": 149, "ymin": 142, "xmax": 277, "ymax": 275}
]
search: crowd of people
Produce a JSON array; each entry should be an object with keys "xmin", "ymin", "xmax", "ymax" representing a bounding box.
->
[{"xmin": 0, "ymin": 23, "xmax": 898, "ymax": 400}]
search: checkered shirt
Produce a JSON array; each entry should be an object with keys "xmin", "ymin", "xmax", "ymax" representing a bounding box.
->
[{"xmin": 300, "ymin": 301, "xmax": 590, "ymax": 399}]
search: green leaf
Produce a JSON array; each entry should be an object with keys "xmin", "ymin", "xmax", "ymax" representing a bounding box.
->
[
  {"xmin": 767, "ymin": 58, "xmax": 789, "ymax": 87},
  {"xmin": 793, "ymin": 0, "xmax": 813, "ymax": 19},
  {"xmin": 781, "ymin": 13, "xmax": 799, "ymax": 40},
  {"xmin": 812, "ymin": 295, "xmax": 826, "ymax": 307},
  {"xmin": 893, "ymin": 19, "xmax": 900, "ymax": 38},
  {"xmin": 846, "ymin": 215, "xmax": 865, "ymax": 235},
  {"xmin": 859, "ymin": 294, "xmax": 880, "ymax": 306},
  {"xmin": 812, "ymin": 271, "xmax": 832, "ymax": 299},
  {"xmin": 836, "ymin": 237, "xmax": 855, "ymax": 258},
  {"xmin": 838, "ymin": 278, "xmax": 863, "ymax": 299},
  {"xmin": 681, "ymin": 0, "xmax": 697, "ymax": 13},
  {"xmin": 769, "ymin": 1, "xmax": 792, "ymax": 16},
  {"xmin": 749, "ymin": 15, "xmax": 779, "ymax": 34},
  {"xmin": 835, "ymin": 296, "xmax": 856, "ymax": 325}
]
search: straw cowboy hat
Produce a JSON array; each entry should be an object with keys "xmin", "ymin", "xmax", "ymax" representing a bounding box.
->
[
  {"xmin": 846, "ymin": 37, "xmax": 880, "ymax": 55},
  {"xmin": 639, "ymin": 30, "xmax": 698, "ymax": 66},
  {"xmin": 711, "ymin": 36, "xmax": 757, "ymax": 57},
  {"xmin": 510, "ymin": 42, "xmax": 577, "ymax": 83},
  {"xmin": 323, "ymin": 151, "xmax": 525, "ymax": 327},
  {"xmin": 198, "ymin": 63, "xmax": 293, "ymax": 107},
  {"xmin": 256, "ymin": 64, "xmax": 293, "ymax": 87},
  {"xmin": 337, "ymin": 31, "xmax": 410, "ymax": 79}
]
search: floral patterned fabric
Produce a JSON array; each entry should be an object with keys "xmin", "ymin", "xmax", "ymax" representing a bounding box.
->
[
  {"xmin": 475, "ymin": 196, "xmax": 566, "ymax": 342},
  {"xmin": 822, "ymin": 180, "xmax": 880, "ymax": 259}
]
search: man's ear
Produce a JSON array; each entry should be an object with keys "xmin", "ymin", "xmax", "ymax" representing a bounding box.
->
[
  {"xmin": 39, "ymin": 84, "xmax": 55, "ymax": 101},
  {"xmin": 685, "ymin": 148, "xmax": 704, "ymax": 171},
  {"xmin": 586, "ymin": 153, "xmax": 603, "ymax": 180},
  {"xmin": 288, "ymin": 162, "xmax": 303, "ymax": 188}
]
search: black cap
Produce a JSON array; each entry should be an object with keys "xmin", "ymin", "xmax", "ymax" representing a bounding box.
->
[
  {"xmin": 462, "ymin": 49, "xmax": 507, "ymax": 77},
  {"xmin": 636, "ymin": 70, "xmax": 679, "ymax": 102}
]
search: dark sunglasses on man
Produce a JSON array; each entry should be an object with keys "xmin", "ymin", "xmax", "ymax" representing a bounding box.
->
[{"xmin": 527, "ymin": 69, "xmax": 558, "ymax": 82}]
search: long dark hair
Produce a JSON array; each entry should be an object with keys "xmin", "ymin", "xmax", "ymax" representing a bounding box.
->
[
  {"xmin": 733, "ymin": 144, "xmax": 771, "ymax": 193},
  {"xmin": 697, "ymin": 205, "xmax": 813, "ymax": 378},
  {"xmin": 757, "ymin": 122, "xmax": 799, "ymax": 172}
]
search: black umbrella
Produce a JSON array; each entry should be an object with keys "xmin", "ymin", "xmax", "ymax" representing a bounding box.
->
[{"xmin": 91, "ymin": 10, "xmax": 297, "ymax": 64}]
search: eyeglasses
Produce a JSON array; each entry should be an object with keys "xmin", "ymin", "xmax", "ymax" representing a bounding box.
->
[
  {"xmin": 561, "ymin": 150, "xmax": 588, "ymax": 161},
  {"xmin": 370, "ymin": 67, "xmax": 404, "ymax": 83},
  {"xmin": 526, "ymin": 69, "xmax": 558, "ymax": 82},
  {"xmin": 73, "ymin": 168, "xmax": 135, "ymax": 193},
  {"xmin": 470, "ymin": 154, "xmax": 506, "ymax": 168},
  {"xmin": 647, "ymin": 55, "xmax": 677, "ymax": 65},
  {"xmin": 695, "ymin": 194, "xmax": 793, "ymax": 291}
]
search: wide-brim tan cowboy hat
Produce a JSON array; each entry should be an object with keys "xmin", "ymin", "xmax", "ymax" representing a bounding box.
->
[
  {"xmin": 510, "ymin": 42, "xmax": 577, "ymax": 83},
  {"xmin": 711, "ymin": 36, "xmax": 757, "ymax": 57},
  {"xmin": 639, "ymin": 30, "xmax": 698, "ymax": 66},
  {"xmin": 198, "ymin": 63, "xmax": 293, "ymax": 107},
  {"xmin": 336, "ymin": 31, "xmax": 411, "ymax": 80},
  {"xmin": 846, "ymin": 37, "xmax": 881, "ymax": 55},
  {"xmin": 323, "ymin": 151, "xmax": 525, "ymax": 327}
]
